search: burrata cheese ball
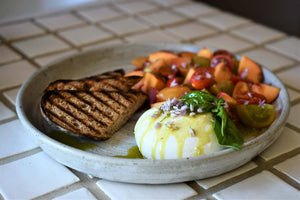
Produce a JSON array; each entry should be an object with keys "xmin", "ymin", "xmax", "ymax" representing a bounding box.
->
[{"xmin": 134, "ymin": 99, "xmax": 223, "ymax": 159}]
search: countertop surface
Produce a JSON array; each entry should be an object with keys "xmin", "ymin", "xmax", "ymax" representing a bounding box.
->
[{"xmin": 0, "ymin": 0, "xmax": 299, "ymax": 199}]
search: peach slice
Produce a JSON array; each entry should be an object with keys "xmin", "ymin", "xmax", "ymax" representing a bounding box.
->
[
  {"xmin": 131, "ymin": 56, "xmax": 148, "ymax": 69},
  {"xmin": 156, "ymin": 86, "xmax": 191, "ymax": 102},
  {"xmin": 179, "ymin": 51, "xmax": 197, "ymax": 60},
  {"xmin": 197, "ymin": 48, "xmax": 213, "ymax": 59},
  {"xmin": 238, "ymin": 56, "xmax": 263, "ymax": 83},
  {"xmin": 183, "ymin": 67, "xmax": 197, "ymax": 85},
  {"xmin": 124, "ymin": 70, "xmax": 144, "ymax": 77},
  {"xmin": 217, "ymin": 92, "xmax": 238, "ymax": 106},
  {"xmin": 148, "ymin": 51, "xmax": 178, "ymax": 66},
  {"xmin": 171, "ymin": 57, "xmax": 191, "ymax": 77},
  {"xmin": 214, "ymin": 62, "xmax": 232, "ymax": 83},
  {"xmin": 141, "ymin": 72, "xmax": 165, "ymax": 93},
  {"xmin": 146, "ymin": 59, "xmax": 166, "ymax": 73},
  {"xmin": 251, "ymin": 83, "xmax": 280, "ymax": 103}
]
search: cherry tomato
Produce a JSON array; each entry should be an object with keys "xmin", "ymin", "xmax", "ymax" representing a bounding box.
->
[
  {"xmin": 190, "ymin": 67, "xmax": 215, "ymax": 90},
  {"xmin": 213, "ymin": 49, "xmax": 232, "ymax": 57},
  {"xmin": 210, "ymin": 55, "xmax": 234, "ymax": 70},
  {"xmin": 235, "ymin": 91, "xmax": 267, "ymax": 105},
  {"xmin": 158, "ymin": 64, "xmax": 178, "ymax": 79},
  {"xmin": 166, "ymin": 77, "xmax": 183, "ymax": 87}
]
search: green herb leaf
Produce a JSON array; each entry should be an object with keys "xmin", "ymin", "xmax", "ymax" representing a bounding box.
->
[{"xmin": 181, "ymin": 91, "xmax": 244, "ymax": 150}]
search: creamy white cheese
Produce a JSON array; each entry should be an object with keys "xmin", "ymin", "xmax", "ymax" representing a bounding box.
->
[{"xmin": 134, "ymin": 107, "xmax": 223, "ymax": 159}]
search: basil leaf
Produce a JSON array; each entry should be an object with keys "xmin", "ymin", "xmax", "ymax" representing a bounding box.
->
[{"xmin": 181, "ymin": 91, "xmax": 244, "ymax": 150}]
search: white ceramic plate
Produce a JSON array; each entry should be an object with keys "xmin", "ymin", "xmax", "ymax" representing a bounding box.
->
[{"xmin": 16, "ymin": 43, "xmax": 290, "ymax": 184}]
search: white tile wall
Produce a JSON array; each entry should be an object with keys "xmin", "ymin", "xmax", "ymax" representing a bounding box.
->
[
  {"xmin": 0, "ymin": 152, "xmax": 79, "ymax": 199},
  {"xmin": 213, "ymin": 171, "xmax": 300, "ymax": 200}
]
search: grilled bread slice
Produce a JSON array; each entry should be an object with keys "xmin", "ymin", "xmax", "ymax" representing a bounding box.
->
[
  {"xmin": 45, "ymin": 69, "xmax": 141, "ymax": 92},
  {"xmin": 41, "ymin": 90, "xmax": 147, "ymax": 140}
]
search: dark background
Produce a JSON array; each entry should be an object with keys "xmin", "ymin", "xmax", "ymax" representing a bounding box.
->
[{"xmin": 197, "ymin": 0, "xmax": 300, "ymax": 37}]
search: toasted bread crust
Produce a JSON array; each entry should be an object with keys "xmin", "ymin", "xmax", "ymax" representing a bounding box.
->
[
  {"xmin": 41, "ymin": 69, "xmax": 147, "ymax": 140},
  {"xmin": 41, "ymin": 90, "xmax": 146, "ymax": 140}
]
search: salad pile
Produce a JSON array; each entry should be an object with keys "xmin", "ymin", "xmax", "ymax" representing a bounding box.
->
[{"xmin": 127, "ymin": 47, "xmax": 280, "ymax": 147}]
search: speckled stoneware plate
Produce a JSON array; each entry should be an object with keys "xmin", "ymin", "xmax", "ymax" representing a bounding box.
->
[{"xmin": 16, "ymin": 43, "xmax": 290, "ymax": 184}]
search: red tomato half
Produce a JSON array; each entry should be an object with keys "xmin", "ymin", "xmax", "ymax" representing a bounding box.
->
[
  {"xmin": 166, "ymin": 77, "xmax": 183, "ymax": 87},
  {"xmin": 235, "ymin": 91, "xmax": 267, "ymax": 105},
  {"xmin": 190, "ymin": 67, "xmax": 215, "ymax": 90}
]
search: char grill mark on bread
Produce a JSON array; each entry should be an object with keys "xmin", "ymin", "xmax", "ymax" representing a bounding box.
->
[
  {"xmin": 41, "ymin": 90, "xmax": 147, "ymax": 140},
  {"xmin": 45, "ymin": 73, "xmax": 141, "ymax": 92}
]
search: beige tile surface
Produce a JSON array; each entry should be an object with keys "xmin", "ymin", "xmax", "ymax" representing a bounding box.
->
[
  {"xmin": 0, "ymin": 1, "xmax": 299, "ymax": 200},
  {"xmin": 36, "ymin": 13, "xmax": 86, "ymax": 31},
  {"xmin": 213, "ymin": 171, "xmax": 300, "ymax": 200},
  {"xmin": 12, "ymin": 35, "xmax": 70, "ymax": 57},
  {"xmin": 58, "ymin": 25, "xmax": 112, "ymax": 46},
  {"xmin": 195, "ymin": 34, "xmax": 254, "ymax": 53},
  {"xmin": 199, "ymin": 12, "xmax": 250, "ymax": 31},
  {"xmin": 242, "ymin": 48, "xmax": 294, "ymax": 71},
  {"xmin": 0, "ymin": 21, "xmax": 45, "ymax": 41},
  {"xmin": 115, "ymin": 1, "xmax": 159, "ymax": 14},
  {"xmin": 276, "ymin": 66, "xmax": 300, "ymax": 89},
  {"xmin": 173, "ymin": 2, "xmax": 218, "ymax": 18},
  {"xmin": 259, "ymin": 127, "xmax": 300, "ymax": 161},
  {"xmin": 0, "ymin": 60, "xmax": 37, "ymax": 90},
  {"xmin": 77, "ymin": 6, "xmax": 124, "ymax": 23},
  {"xmin": 266, "ymin": 37, "xmax": 300, "ymax": 61},
  {"xmin": 274, "ymin": 154, "xmax": 300, "ymax": 184},
  {"xmin": 125, "ymin": 29, "xmax": 180, "ymax": 43},
  {"xmin": 231, "ymin": 23, "xmax": 285, "ymax": 44},
  {"xmin": 196, "ymin": 162, "xmax": 257, "ymax": 189},
  {"xmin": 165, "ymin": 22, "xmax": 217, "ymax": 40},
  {"xmin": 139, "ymin": 10, "xmax": 186, "ymax": 27},
  {"xmin": 101, "ymin": 17, "xmax": 150, "ymax": 35},
  {"xmin": 0, "ymin": 45, "xmax": 21, "ymax": 65}
]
